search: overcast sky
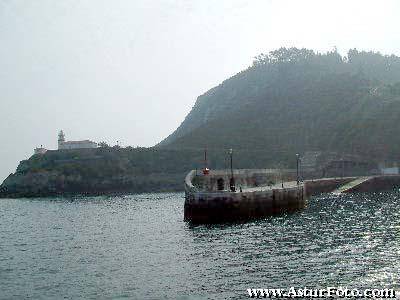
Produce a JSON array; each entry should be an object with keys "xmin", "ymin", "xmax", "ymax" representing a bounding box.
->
[{"xmin": 1, "ymin": 0, "xmax": 399, "ymax": 182}]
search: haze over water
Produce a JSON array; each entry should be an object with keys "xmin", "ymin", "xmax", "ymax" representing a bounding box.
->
[{"xmin": 1, "ymin": 191, "xmax": 399, "ymax": 299}]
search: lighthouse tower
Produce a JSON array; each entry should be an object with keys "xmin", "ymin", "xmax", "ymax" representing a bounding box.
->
[{"xmin": 58, "ymin": 130, "xmax": 65, "ymax": 150}]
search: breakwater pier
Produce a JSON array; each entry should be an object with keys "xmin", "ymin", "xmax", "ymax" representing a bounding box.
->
[{"xmin": 184, "ymin": 169, "xmax": 400, "ymax": 223}]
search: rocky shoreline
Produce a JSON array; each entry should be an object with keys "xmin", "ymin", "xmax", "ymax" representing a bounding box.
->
[
  {"xmin": 0, "ymin": 147, "xmax": 194, "ymax": 198},
  {"xmin": 0, "ymin": 171, "xmax": 184, "ymax": 198}
]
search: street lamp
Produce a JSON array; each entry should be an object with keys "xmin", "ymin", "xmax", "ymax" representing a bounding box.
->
[
  {"xmin": 229, "ymin": 149, "xmax": 235, "ymax": 192},
  {"xmin": 203, "ymin": 148, "xmax": 209, "ymax": 175},
  {"xmin": 296, "ymin": 153, "xmax": 300, "ymax": 185}
]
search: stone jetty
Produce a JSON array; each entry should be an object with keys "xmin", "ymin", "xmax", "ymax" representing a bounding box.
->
[
  {"xmin": 184, "ymin": 169, "xmax": 400, "ymax": 224},
  {"xmin": 184, "ymin": 169, "xmax": 305, "ymax": 223}
]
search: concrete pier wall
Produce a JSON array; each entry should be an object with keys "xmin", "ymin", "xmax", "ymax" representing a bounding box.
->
[
  {"xmin": 184, "ymin": 170, "xmax": 305, "ymax": 223},
  {"xmin": 304, "ymin": 177, "xmax": 356, "ymax": 197},
  {"xmin": 184, "ymin": 187, "xmax": 305, "ymax": 223},
  {"xmin": 343, "ymin": 175, "xmax": 400, "ymax": 193},
  {"xmin": 184, "ymin": 170, "xmax": 400, "ymax": 224},
  {"xmin": 304, "ymin": 175, "xmax": 400, "ymax": 195}
]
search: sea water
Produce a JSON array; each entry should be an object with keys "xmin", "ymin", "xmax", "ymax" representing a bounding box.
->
[{"xmin": 0, "ymin": 191, "xmax": 399, "ymax": 299}]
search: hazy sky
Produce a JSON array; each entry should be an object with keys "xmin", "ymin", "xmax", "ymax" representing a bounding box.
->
[{"xmin": 1, "ymin": 0, "xmax": 399, "ymax": 182}]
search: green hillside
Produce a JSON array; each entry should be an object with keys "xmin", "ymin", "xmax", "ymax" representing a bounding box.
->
[{"xmin": 160, "ymin": 48, "xmax": 400, "ymax": 162}]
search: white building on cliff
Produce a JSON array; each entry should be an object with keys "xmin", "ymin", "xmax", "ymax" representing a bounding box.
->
[{"xmin": 58, "ymin": 130, "xmax": 97, "ymax": 150}]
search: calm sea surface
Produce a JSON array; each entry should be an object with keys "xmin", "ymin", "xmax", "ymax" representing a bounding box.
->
[{"xmin": 0, "ymin": 191, "xmax": 399, "ymax": 299}]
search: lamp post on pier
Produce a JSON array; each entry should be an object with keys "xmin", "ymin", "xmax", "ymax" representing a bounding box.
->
[
  {"xmin": 229, "ymin": 149, "xmax": 235, "ymax": 192},
  {"xmin": 296, "ymin": 153, "xmax": 300, "ymax": 185},
  {"xmin": 203, "ymin": 148, "xmax": 209, "ymax": 175}
]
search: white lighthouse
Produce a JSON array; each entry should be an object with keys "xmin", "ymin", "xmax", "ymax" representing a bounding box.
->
[
  {"xmin": 57, "ymin": 130, "xmax": 97, "ymax": 150},
  {"xmin": 58, "ymin": 130, "xmax": 66, "ymax": 149}
]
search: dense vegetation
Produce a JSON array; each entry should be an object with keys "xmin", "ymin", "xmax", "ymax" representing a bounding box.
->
[
  {"xmin": 160, "ymin": 48, "xmax": 400, "ymax": 163},
  {"xmin": 0, "ymin": 147, "xmax": 197, "ymax": 197}
]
